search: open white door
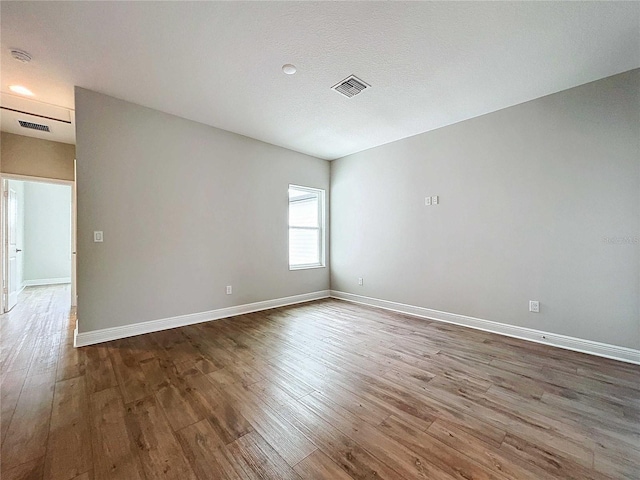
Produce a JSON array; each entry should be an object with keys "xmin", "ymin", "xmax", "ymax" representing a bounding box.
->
[
  {"xmin": 71, "ymin": 171, "xmax": 77, "ymax": 307},
  {"xmin": 6, "ymin": 188, "xmax": 19, "ymax": 311}
]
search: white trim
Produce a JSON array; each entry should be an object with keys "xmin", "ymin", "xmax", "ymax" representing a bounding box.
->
[
  {"xmin": 288, "ymin": 184, "xmax": 326, "ymax": 271},
  {"xmin": 330, "ymin": 290, "xmax": 640, "ymax": 366},
  {"xmin": 2, "ymin": 179, "xmax": 8, "ymax": 313},
  {"xmin": 24, "ymin": 277, "xmax": 71, "ymax": 286},
  {"xmin": 0, "ymin": 173, "xmax": 74, "ymax": 186},
  {"xmin": 74, "ymin": 290, "xmax": 330, "ymax": 347},
  {"xmin": 289, "ymin": 264, "xmax": 327, "ymax": 271}
]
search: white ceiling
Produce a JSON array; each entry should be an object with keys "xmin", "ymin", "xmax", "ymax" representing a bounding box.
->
[{"xmin": 1, "ymin": 2, "xmax": 638, "ymax": 159}]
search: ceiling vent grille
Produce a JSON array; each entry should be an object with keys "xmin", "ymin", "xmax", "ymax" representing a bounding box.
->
[
  {"xmin": 18, "ymin": 120, "xmax": 50, "ymax": 132},
  {"xmin": 332, "ymin": 75, "xmax": 370, "ymax": 98}
]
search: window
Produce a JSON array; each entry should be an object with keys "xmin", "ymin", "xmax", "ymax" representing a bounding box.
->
[{"xmin": 289, "ymin": 185, "xmax": 325, "ymax": 269}]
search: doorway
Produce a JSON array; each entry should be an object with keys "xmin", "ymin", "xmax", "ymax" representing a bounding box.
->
[{"xmin": 1, "ymin": 175, "xmax": 76, "ymax": 312}]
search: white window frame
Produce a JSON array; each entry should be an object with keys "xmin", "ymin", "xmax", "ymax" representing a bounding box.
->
[{"xmin": 288, "ymin": 184, "xmax": 325, "ymax": 270}]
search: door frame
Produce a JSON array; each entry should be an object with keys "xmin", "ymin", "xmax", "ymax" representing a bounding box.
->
[{"xmin": 1, "ymin": 173, "xmax": 77, "ymax": 312}]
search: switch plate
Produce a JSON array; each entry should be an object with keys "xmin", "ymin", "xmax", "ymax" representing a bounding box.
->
[
  {"xmin": 93, "ymin": 231, "xmax": 103, "ymax": 243},
  {"xmin": 425, "ymin": 197, "xmax": 432, "ymax": 206},
  {"xmin": 432, "ymin": 195, "xmax": 439, "ymax": 205},
  {"xmin": 358, "ymin": 277, "xmax": 363, "ymax": 286},
  {"xmin": 226, "ymin": 285, "xmax": 232, "ymax": 295},
  {"xmin": 529, "ymin": 300, "xmax": 539, "ymax": 313}
]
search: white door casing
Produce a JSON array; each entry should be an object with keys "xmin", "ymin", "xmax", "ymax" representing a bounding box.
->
[
  {"xmin": 1, "ymin": 174, "xmax": 76, "ymax": 311},
  {"xmin": 7, "ymin": 188, "xmax": 19, "ymax": 311}
]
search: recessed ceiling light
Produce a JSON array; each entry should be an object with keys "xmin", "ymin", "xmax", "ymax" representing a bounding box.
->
[
  {"xmin": 282, "ymin": 64, "xmax": 297, "ymax": 75},
  {"xmin": 9, "ymin": 85, "xmax": 34, "ymax": 96}
]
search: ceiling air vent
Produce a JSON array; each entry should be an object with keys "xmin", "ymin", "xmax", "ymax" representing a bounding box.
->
[
  {"xmin": 332, "ymin": 75, "xmax": 370, "ymax": 98},
  {"xmin": 18, "ymin": 120, "xmax": 50, "ymax": 132}
]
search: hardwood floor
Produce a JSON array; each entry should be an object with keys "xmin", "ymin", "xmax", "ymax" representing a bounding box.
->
[{"xmin": 1, "ymin": 285, "xmax": 639, "ymax": 480}]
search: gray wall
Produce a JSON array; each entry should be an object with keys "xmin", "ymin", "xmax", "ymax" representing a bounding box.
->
[
  {"xmin": 331, "ymin": 70, "xmax": 639, "ymax": 349},
  {"xmin": 23, "ymin": 181, "xmax": 72, "ymax": 282},
  {"xmin": 75, "ymin": 88, "xmax": 330, "ymax": 333}
]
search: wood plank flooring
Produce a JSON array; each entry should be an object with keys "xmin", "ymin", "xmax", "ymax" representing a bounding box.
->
[{"xmin": 1, "ymin": 285, "xmax": 639, "ymax": 480}]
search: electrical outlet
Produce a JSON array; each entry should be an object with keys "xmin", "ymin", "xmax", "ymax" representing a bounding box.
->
[
  {"xmin": 425, "ymin": 197, "xmax": 432, "ymax": 206},
  {"xmin": 529, "ymin": 300, "xmax": 539, "ymax": 313},
  {"xmin": 358, "ymin": 277, "xmax": 363, "ymax": 286},
  {"xmin": 93, "ymin": 231, "xmax": 103, "ymax": 243},
  {"xmin": 226, "ymin": 285, "xmax": 232, "ymax": 295},
  {"xmin": 432, "ymin": 195, "xmax": 439, "ymax": 205}
]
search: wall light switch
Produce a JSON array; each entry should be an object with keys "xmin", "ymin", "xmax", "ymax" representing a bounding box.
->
[
  {"xmin": 432, "ymin": 195, "xmax": 439, "ymax": 205},
  {"xmin": 93, "ymin": 231, "xmax": 103, "ymax": 243},
  {"xmin": 529, "ymin": 300, "xmax": 539, "ymax": 313},
  {"xmin": 425, "ymin": 197, "xmax": 432, "ymax": 206}
]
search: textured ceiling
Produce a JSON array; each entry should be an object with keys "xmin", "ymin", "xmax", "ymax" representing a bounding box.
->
[{"xmin": 1, "ymin": 2, "xmax": 638, "ymax": 159}]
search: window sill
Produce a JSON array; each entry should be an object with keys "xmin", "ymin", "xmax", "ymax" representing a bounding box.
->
[{"xmin": 289, "ymin": 264, "xmax": 326, "ymax": 271}]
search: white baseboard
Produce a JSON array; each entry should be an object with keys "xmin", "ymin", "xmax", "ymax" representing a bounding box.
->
[
  {"xmin": 24, "ymin": 277, "xmax": 71, "ymax": 286},
  {"xmin": 74, "ymin": 290, "xmax": 330, "ymax": 347},
  {"xmin": 330, "ymin": 290, "xmax": 640, "ymax": 366}
]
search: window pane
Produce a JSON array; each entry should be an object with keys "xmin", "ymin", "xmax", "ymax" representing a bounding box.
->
[
  {"xmin": 289, "ymin": 197, "xmax": 318, "ymax": 227},
  {"xmin": 289, "ymin": 228, "xmax": 319, "ymax": 266},
  {"xmin": 289, "ymin": 187, "xmax": 313, "ymax": 200},
  {"xmin": 288, "ymin": 185, "xmax": 324, "ymax": 269}
]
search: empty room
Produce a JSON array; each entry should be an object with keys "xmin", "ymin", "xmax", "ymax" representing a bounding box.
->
[{"xmin": 0, "ymin": 2, "xmax": 638, "ymax": 480}]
